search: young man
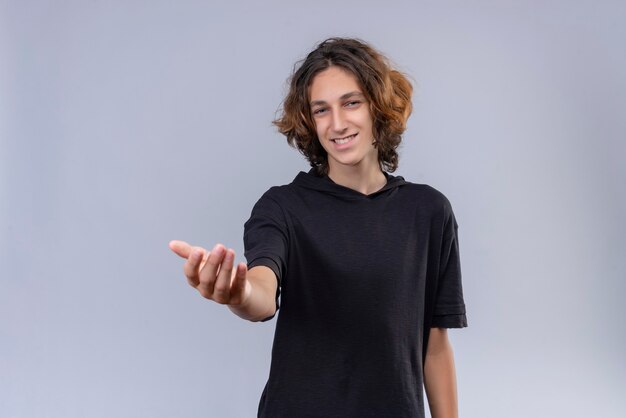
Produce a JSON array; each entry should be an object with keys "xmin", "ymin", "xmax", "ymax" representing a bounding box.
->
[{"xmin": 170, "ymin": 38, "xmax": 467, "ymax": 418}]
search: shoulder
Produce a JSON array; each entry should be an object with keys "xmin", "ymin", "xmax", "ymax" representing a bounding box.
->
[
  {"xmin": 253, "ymin": 170, "xmax": 314, "ymax": 204},
  {"xmin": 402, "ymin": 181, "xmax": 448, "ymax": 200},
  {"xmin": 393, "ymin": 178, "xmax": 459, "ymax": 233},
  {"xmin": 254, "ymin": 183, "xmax": 296, "ymax": 206},
  {"xmin": 249, "ymin": 175, "xmax": 303, "ymax": 216},
  {"xmin": 397, "ymin": 179, "xmax": 454, "ymax": 213}
]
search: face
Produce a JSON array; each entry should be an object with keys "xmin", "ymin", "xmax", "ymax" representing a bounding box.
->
[{"xmin": 309, "ymin": 66, "xmax": 378, "ymax": 174}]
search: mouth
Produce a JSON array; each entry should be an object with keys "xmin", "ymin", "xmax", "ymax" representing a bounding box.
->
[{"xmin": 331, "ymin": 133, "xmax": 357, "ymax": 145}]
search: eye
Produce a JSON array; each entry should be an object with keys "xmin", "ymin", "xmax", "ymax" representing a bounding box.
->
[
  {"xmin": 345, "ymin": 100, "xmax": 362, "ymax": 108},
  {"xmin": 312, "ymin": 107, "xmax": 327, "ymax": 116}
]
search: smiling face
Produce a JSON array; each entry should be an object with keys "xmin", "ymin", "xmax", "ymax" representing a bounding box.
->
[{"xmin": 309, "ymin": 66, "xmax": 379, "ymax": 176}]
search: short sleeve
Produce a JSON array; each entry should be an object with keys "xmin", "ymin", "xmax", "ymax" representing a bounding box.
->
[
  {"xmin": 243, "ymin": 191, "xmax": 289, "ymax": 321},
  {"xmin": 431, "ymin": 207, "xmax": 468, "ymax": 328}
]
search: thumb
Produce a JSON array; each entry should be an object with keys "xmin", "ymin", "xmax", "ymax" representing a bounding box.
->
[{"xmin": 229, "ymin": 262, "xmax": 249, "ymax": 305}]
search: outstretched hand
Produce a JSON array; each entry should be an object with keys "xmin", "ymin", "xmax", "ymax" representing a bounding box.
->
[{"xmin": 169, "ymin": 240, "xmax": 250, "ymax": 306}]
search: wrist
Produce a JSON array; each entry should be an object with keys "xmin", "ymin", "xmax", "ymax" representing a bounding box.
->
[{"xmin": 228, "ymin": 280, "xmax": 273, "ymax": 321}]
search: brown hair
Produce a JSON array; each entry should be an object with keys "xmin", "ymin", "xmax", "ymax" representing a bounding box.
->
[{"xmin": 273, "ymin": 37, "xmax": 413, "ymax": 175}]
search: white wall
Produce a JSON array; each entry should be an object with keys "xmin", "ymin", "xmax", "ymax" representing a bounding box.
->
[{"xmin": 1, "ymin": 1, "xmax": 625, "ymax": 417}]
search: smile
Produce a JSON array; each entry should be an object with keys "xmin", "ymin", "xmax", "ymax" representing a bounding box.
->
[{"xmin": 332, "ymin": 133, "xmax": 357, "ymax": 145}]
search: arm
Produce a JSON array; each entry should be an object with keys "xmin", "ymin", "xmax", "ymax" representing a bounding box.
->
[
  {"xmin": 424, "ymin": 328, "xmax": 459, "ymax": 418},
  {"xmin": 227, "ymin": 265, "xmax": 277, "ymax": 321},
  {"xmin": 169, "ymin": 240, "xmax": 277, "ymax": 322}
]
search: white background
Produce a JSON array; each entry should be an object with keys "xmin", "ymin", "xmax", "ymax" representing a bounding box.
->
[{"xmin": 2, "ymin": 1, "xmax": 625, "ymax": 417}]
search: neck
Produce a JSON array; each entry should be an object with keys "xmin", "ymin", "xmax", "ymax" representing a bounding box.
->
[{"xmin": 327, "ymin": 163, "xmax": 387, "ymax": 195}]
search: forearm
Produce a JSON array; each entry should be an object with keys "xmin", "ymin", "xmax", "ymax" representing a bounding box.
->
[
  {"xmin": 228, "ymin": 266, "xmax": 277, "ymax": 322},
  {"xmin": 424, "ymin": 328, "xmax": 458, "ymax": 418}
]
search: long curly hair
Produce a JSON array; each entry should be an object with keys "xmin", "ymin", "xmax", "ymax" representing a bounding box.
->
[{"xmin": 273, "ymin": 38, "xmax": 413, "ymax": 175}]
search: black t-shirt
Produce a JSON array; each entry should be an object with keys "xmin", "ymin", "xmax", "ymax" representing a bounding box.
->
[{"xmin": 244, "ymin": 169, "xmax": 467, "ymax": 418}]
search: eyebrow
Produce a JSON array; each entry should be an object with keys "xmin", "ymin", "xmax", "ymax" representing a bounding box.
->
[{"xmin": 310, "ymin": 91, "xmax": 365, "ymax": 107}]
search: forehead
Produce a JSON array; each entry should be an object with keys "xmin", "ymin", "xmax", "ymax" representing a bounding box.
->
[{"xmin": 309, "ymin": 66, "xmax": 362, "ymax": 101}]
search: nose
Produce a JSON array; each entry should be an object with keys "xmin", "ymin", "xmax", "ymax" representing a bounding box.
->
[{"xmin": 330, "ymin": 108, "xmax": 348, "ymax": 133}]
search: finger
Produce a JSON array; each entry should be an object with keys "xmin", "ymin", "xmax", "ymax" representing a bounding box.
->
[
  {"xmin": 199, "ymin": 249, "xmax": 211, "ymax": 271},
  {"xmin": 172, "ymin": 241, "xmax": 209, "ymax": 261},
  {"xmin": 169, "ymin": 240, "xmax": 192, "ymax": 258},
  {"xmin": 183, "ymin": 248, "xmax": 205, "ymax": 287},
  {"xmin": 197, "ymin": 244, "xmax": 225, "ymax": 298},
  {"xmin": 229, "ymin": 262, "xmax": 248, "ymax": 305},
  {"xmin": 212, "ymin": 248, "xmax": 235, "ymax": 304}
]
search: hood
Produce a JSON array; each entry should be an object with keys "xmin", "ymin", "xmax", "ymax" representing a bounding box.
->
[{"xmin": 292, "ymin": 168, "xmax": 409, "ymax": 201}]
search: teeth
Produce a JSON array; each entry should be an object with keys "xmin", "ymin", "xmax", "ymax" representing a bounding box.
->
[{"xmin": 334, "ymin": 134, "xmax": 355, "ymax": 145}]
